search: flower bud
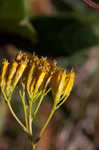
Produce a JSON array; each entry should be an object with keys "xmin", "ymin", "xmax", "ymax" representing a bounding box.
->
[
  {"xmin": 26, "ymin": 63, "xmax": 35, "ymax": 97},
  {"xmin": 12, "ymin": 60, "xmax": 27, "ymax": 89},
  {"xmin": 6, "ymin": 61, "xmax": 18, "ymax": 97},
  {"xmin": 0, "ymin": 60, "xmax": 9, "ymax": 89}
]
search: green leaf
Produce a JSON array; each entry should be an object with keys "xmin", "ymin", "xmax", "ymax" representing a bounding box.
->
[
  {"xmin": 31, "ymin": 16, "xmax": 99, "ymax": 56},
  {"xmin": 0, "ymin": 0, "xmax": 37, "ymax": 42},
  {"xmin": 0, "ymin": 0, "xmax": 28, "ymax": 20}
]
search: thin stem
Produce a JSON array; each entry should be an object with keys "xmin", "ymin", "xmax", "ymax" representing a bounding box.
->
[
  {"xmin": 56, "ymin": 95, "xmax": 69, "ymax": 110},
  {"xmin": 29, "ymin": 100, "xmax": 33, "ymax": 134},
  {"xmin": 28, "ymin": 92, "xmax": 42, "ymax": 134},
  {"xmin": 34, "ymin": 89, "xmax": 51, "ymax": 117},
  {"xmin": 39, "ymin": 104, "xmax": 56, "ymax": 137},
  {"xmin": 34, "ymin": 95, "xmax": 44, "ymax": 117},
  {"xmin": 7, "ymin": 100, "xmax": 30, "ymax": 135},
  {"xmin": 1, "ymin": 88, "xmax": 10, "ymax": 102},
  {"xmin": 31, "ymin": 142, "xmax": 36, "ymax": 150},
  {"xmin": 1, "ymin": 88, "xmax": 30, "ymax": 135},
  {"xmin": 28, "ymin": 134, "xmax": 36, "ymax": 150},
  {"xmin": 19, "ymin": 89, "xmax": 28, "ymax": 129}
]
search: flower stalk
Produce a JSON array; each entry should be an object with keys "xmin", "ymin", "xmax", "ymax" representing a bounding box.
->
[{"xmin": 0, "ymin": 51, "xmax": 75, "ymax": 150}]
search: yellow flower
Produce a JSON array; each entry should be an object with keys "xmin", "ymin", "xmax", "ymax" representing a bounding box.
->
[
  {"xmin": 63, "ymin": 71, "xmax": 75, "ymax": 99},
  {"xmin": 50, "ymin": 68, "xmax": 75, "ymax": 108},
  {"xmin": 0, "ymin": 60, "xmax": 9, "ymax": 89},
  {"xmin": 0, "ymin": 52, "xmax": 75, "ymax": 142},
  {"xmin": 26, "ymin": 63, "xmax": 35, "ymax": 97},
  {"xmin": 12, "ymin": 60, "xmax": 27, "ymax": 89},
  {"xmin": 0, "ymin": 52, "xmax": 75, "ymax": 108},
  {"xmin": 15, "ymin": 51, "xmax": 23, "ymax": 61},
  {"xmin": 31, "ymin": 55, "xmax": 39, "ymax": 65},
  {"xmin": 51, "ymin": 69, "xmax": 66, "ymax": 102},
  {"xmin": 29, "ymin": 66, "xmax": 47, "ymax": 98},
  {"xmin": 6, "ymin": 61, "xmax": 18, "ymax": 97},
  {"xmin": 28, "ymin": 57, "xmax": 52, "ymax": 99},
  {"xmin": 34, "ymin": 69, "xmax": 46, "ymax": 95}
]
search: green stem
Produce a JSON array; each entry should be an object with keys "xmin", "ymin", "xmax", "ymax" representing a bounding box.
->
[
  {"xmin": 29, "ymin": 100, "xmax": 33, "ymax": 134},
  {"xmin": 31, "ymin": 142, "xmax": 36, "ymax": 150},
  {"xmin": 19, "ymin": 89, "xmax": 28, "ymax": 129},
  {"xmin": 56, "ymin": 95, "xmax": 69, "ymax": 110},
  {"xmin": 34, "ymin": 89, "xmax": 51, "ymax": 117},
  {"xmin": 28, "ymin": 92, "xmax": 43, "ymax": 134},
  {"xmin": 1, "ymin": 88, "xmax": 30, "ymax": 135},
  {"xmin": 34, "ymin": 94, "xmax": 44, "ymax": 117},
  {"xmin": 39, "ymin": 104, "xmax": 56, "ymax": 137},
  {"xmin": 7, "ymin": 100, "xmax": 30, "ymax": 135}
]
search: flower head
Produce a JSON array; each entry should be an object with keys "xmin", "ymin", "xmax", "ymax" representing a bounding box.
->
[
  {"xmin": 50, "ymin": 67, "xmax": 75, "ymax": 108},
  {"xmin": 0, "ymin": 51, "xmax": 75, "ymax": 106},
  {"xmin": 0, "ymin": 51, "xmax": 75, "ymax": 147}
]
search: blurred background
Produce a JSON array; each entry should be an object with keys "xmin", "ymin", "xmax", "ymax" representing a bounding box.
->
[{"xmin": 0, "ymin": 0, "xmax": 99, "ymax": 150}]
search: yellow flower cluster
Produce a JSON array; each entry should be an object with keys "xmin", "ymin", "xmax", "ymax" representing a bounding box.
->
[
  {"xmin": 0, "ymin": 51, "xmax": 75, "ymax": 107},
  {"xmin": 0, "ymin": 51, "xmax": 75, "ymax": 148}
]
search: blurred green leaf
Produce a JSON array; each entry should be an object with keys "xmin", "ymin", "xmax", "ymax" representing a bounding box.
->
[
  {"xmin": 31, "ymin": 16, "xmax": 99, "ymax": 56},
  {"xmin": 0, "ymin": 0, "xmax": 28, "ymax": 20},
  {"xmin": 0, "ymin": 1, "xmax": 99, "ymax": 57},
  {"xmin": 0, "ymin": 20, "xmax": 37, "ymax": 42},
  {"xmin": 0, "ymin": 0, "xmax": 37, "ymax": 42}
]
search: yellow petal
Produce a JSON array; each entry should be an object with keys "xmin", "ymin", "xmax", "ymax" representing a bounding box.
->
[
  {"xmin": 0, "ymin": 60, "xmax": 9, "ymax": 88},
  {"xmin": 12, "ymin": 61, "xmax": 27, "ymax": 89},
  {"xmin": 15, "ymin": 51, "xmax": 23, "ymax": 61},
  {"xmin": 50, "ymin": 72, "xmax": 60, "ymax": 94},
  {"xmin": 26, "ymin": 64, "xmax": 35, "ymax": 96},
  {"xmin": 51, "ymin": 70, "xmax": 66, "ymax": 104},
  {"xmin": 34, "ymin": 71, "xmax": 46, "ymax": 94},
  {"xmin": 55, "ymin": 71, "xmax": 66, "ymax": 103},
  {"xmin": 63, "ymin": 71, "xmax": 75, "ymax": 99},
  {"xmin": 6, "ymin": 61, "xmax": 18, "ymax": 96},
  {"xmin": 30, "ymin": 77, "xmax": 36, "ymax": 97}
]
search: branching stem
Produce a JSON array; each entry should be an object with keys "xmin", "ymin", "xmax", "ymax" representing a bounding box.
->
[
  {"xmin": 39, "ymin": 104, "xmax": 56, "ymax": 137},
  {"xmin": 19, "ymin": 88, "xmax": 28, "ymax": 129},
  {"xmin": 29, "ymin": 100, "xmax": 33, "ymax": 134},
  {"xmin": 1, "ymin": 88, "xmax": 30, "ymax": 135}
]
